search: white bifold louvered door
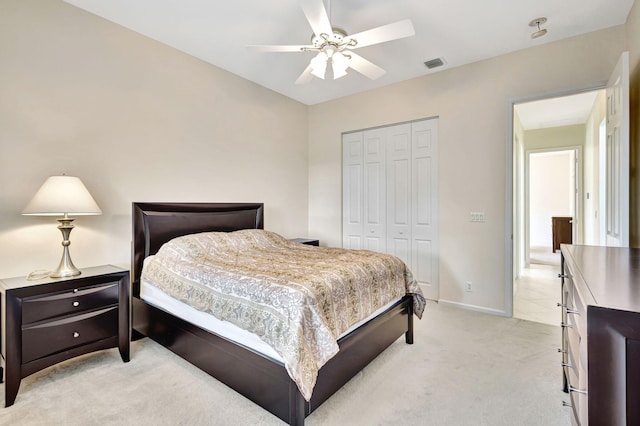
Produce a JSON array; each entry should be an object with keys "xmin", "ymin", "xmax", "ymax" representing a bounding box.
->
[
  {"xmin": 342, "ymin": 118, "xmax": 439, "ymax": 300},
  {"xmin": 342, "ymin": 132, "xmax": 364, "ymax": 249},
  {"xmin": 363, "ymin": 127, "xmax": 387, "ymax": 252}
]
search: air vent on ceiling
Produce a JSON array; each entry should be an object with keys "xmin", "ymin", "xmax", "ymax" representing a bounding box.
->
[{"xmin": 424, "ymin": 57, "xmax": 445, "ymax": 69}]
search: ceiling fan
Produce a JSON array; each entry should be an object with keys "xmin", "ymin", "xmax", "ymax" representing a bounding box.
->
[{"xmin": 246, "ymin": 0, "xmax": 415, "ymax": 84}]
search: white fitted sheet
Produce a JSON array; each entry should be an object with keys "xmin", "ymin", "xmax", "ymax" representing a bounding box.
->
[{"xmin": 140, "ymin": 280, "xmax": 400, "ymax": 363}]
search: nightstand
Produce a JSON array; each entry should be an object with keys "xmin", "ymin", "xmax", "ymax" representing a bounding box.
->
[
  {"xmin": 0, "ymin": 265, "xmax": 130, "ymax": 407},
  {"xmin": 289, "ymin": 238, "xmax": 320, "ymax": 246}
]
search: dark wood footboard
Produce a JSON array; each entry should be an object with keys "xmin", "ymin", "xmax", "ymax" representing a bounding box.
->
[{"xmin": 132, "ymin": 295, "xmax": 413, "ymax": 425}]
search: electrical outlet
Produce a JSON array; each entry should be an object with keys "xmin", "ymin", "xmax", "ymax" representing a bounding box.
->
[{"xmin": 466, "ymin": 281, "xmax": 473, "ymax": 292}]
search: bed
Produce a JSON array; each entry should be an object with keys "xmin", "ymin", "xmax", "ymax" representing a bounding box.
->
[{"xmin": 131, "ymin": 202, "xmax": 424, "ymax": 425}]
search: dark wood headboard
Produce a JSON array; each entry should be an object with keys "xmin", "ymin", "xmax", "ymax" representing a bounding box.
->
[{"xmin": 131, "ymin": 202, "xmax": 264, "ymax": 296}]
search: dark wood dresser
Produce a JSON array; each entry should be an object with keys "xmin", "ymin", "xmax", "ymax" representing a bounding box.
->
[
  {"xmin": 560, "ymin": 245, "xmax": 640, "ymax": 425},
  {"xmin": 0, "ymin": 265, "xmax": 130, "ymax": 407},
  {"xmin": 552, "ymin": 216, "xmax": 573, "ymax": 252}
]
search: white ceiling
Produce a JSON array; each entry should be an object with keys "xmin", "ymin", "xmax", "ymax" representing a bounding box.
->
[
  {"xmin": 63, "ymin": 0, "xmax": 633, "ymax": 106},
  {"xmin": 516, "ymin": 90, "xmax": 602, "ymax": 130}
]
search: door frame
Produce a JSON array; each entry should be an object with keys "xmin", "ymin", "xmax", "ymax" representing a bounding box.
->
[
  {"xmin": 524, "ymin": 146, "xmax": 583, "ymax": 266},
  {"xmin": 505, "ymin": 81, "xmax": 606, "ymax": 318}
]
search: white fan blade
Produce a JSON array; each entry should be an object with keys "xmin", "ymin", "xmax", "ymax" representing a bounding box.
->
[
  {"xmin": 295, "ymin": 63, "xmax": 314, "ymax": 85},
  {"xmin": 300, "ymin": 0, "xmax": 332, "ymax": 38},
  {"xmin": 347, "ymin": 52, "xmax": 386, "ymax": 80},
  {"xmin": 246, "ymin": 44, "xmax": 311, "ymax": 53},
  {"xmin": 348, "ymin": 19, "xmax": 415, "ymax": 49}
]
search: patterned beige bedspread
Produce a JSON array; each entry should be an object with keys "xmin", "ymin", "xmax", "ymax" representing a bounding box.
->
[{"xmin": 141, "ymin": 229, "xmax": 425, "ymax": 401}]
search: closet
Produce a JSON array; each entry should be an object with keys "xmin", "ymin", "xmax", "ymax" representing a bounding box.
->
[{"xmin": 342, "ymin": 118, "xmax": 439, "ymax": 300}]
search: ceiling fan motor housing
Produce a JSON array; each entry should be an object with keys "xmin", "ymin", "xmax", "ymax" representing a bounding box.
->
[{"xmin": 311, "ymin": 28, "xmax": 354, "ymax": 50}]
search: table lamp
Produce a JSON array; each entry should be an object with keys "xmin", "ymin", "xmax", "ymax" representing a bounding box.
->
[{"xmin": 22, "ymin": 175, "xmax": 102, "ymax": 278}]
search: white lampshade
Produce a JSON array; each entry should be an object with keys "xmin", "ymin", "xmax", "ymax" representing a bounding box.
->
[
  {"xmin": 310, "ymin": 52, "xmax": 328, "ymax": 80},
  {"xmin": 332, "ymin": 51, "xmax": 349, "ymax": 79},
  {"xmin": 23, "ymin": 175, "xmax": 102, "ymax": 216}
]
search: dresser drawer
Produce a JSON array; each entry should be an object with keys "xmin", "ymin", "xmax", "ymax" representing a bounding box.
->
[
  {"xmin": 21, "ymin": 306, "xmax": 118, "ymax": 363},
  {"xmin": 569, "ymin": 391, "xmax": 587, "ymax": 426},
  {"xmin": 22, "ymin": 282, "xmax": 119, "ymax": 324},
  {"xmin": 563, "ymin": 330, "xmax": 580, "ymax": 381}
]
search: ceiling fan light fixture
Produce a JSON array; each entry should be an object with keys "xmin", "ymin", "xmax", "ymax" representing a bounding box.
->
[
  {"xmin": 310, "ymin": 53, "xmax": 328, "ymax": 79},
  {"xmin": 332, "ymin": 51, "xmax": 350, "ymax": 79},
  {"xmin": 248, "ymin": 0, "xmax": 415, "ymax": 84}
]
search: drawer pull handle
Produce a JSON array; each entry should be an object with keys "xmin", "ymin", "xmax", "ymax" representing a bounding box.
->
[
  {"xmin": 561, "ymin": 322, "xmax": 573, "ymax": 329},
  {"xmin": 73, "ymin": 288, "xmax": 79, "ymax": 293},
  {"xmin": 558, "ymin": 273, "xmax": 570, "ymax": 279},
  {"xmin": 566, "ymin": 308, "xmax": 580, "ymax": 315},
  {"xmin": 561, "ymin": 362, "xmax": 573, "ymax": 368},
  {"xmin": 562, "ymin": 401, "xmax": 573, "ymax": 408},
  {"xmin": 73, "ymin": 301, "xmax": 80, "ymax": 307},
  {"xmin": 73, "ymin": 331, "xmax": 80, "ymax": 338},
  {"xmin": 569, "ymin": 385, "xmax": 587, "ymax": 395}
]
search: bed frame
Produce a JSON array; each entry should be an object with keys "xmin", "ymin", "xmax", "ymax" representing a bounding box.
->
[{"xmin": 131, "ymin": 202, "xmax": 415, "ymax": 425}]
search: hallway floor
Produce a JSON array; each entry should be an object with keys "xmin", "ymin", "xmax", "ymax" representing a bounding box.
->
[{"xmin": 514, "ymin": 246, "xmax": 562, "ymax": 326}]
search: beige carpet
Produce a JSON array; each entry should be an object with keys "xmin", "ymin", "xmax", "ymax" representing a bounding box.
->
[{"xmin": 0, "ymin": 302, "xmax": 570, "ymax": 425}]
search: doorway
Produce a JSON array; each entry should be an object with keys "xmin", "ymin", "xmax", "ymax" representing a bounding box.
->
[
  {"xmin": 512, "ymin": 91, "xmax": 601, "ymax": 325},
  {"xmin": 515, "ymin": 147, "xmax": 581, "ymax": 325},
  {"xmin": 506, "ymin": 51, "xmax": 630, "ymax": 325}
]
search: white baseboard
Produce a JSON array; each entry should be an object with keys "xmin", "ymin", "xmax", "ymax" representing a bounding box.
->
[{"xmin": 437, "ymin": 299, "xmax": 508, "ymax": 317}]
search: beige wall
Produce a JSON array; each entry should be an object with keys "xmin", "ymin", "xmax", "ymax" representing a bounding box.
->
[
  {"xmin": 308, "ymin": 26, "xmax": 627, "ymax": 313},
  {"xmin": 523, "ymin": 125, "xmax": 585, "ymax": 245},
  {"xmin": 529, "ymin": 152, "xmax": 573, "ymax": 247},
  {"xmin": 523, "ymin": 125, "xmax": 586, "ymax": 151},
  {"xmin": 0, "ymin": 0, "xmax": 309, "ymax": 277},
  {"xmin": 1, "ymin": 0, "xmax": 638, "ymax": 316}
]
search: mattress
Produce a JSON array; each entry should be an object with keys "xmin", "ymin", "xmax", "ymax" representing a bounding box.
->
[{"xmin": 141, "ymin": 279, "xmax": 400, "ymax": 363}]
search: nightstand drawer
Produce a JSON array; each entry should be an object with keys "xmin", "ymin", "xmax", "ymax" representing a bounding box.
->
[
  {"xmin": 22, "ymin": 306, "xmax": 118, "ymax": 363},
  {"xmin": 22, "ymin": 282, "xmax": 119, "ymax": 324}
]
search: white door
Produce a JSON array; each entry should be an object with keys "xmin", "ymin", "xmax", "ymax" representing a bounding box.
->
[
  {"xmin": 342, "ymin": 118, "xmax": 439, "ymax": 301},
  {"xmin": 363, "ymin": 128, "xmax": 387, "ymax": 252},
  {"xmin": 342, "ymin": 132, "xmax": 364, "ymax": 249},
  {"xmin": 386, "ymin": 123, "xmax": 412, "ymax": 266},
  {"xmin": 412, "ymin": 119, "xmax": 439, "ymax": 300},
  {"xmin": 605, "ymin": 51, "xmax": 629, "ymax": 247}
]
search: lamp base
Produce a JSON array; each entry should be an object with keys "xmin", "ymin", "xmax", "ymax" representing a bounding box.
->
[
  {"xmin": 49, "ymin": 264, "xmax": 81, "ymax": 278},
  {"xmin": 50, "ymin": 216, "xmax": 82, "ymax": 278}
]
